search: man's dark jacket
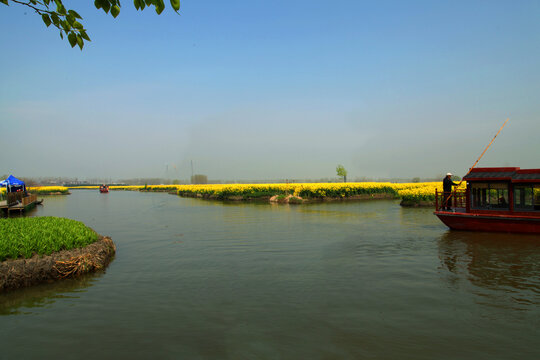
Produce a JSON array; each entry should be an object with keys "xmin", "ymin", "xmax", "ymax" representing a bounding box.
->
[{"xmin": 443, "ymin": 176, "xmax": 458, "ymax": 192}]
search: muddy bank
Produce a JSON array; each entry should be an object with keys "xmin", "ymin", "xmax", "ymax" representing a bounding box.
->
[
  {"xmin": 400, "ymin": 200, "xmax": 435, "ymax": 207},
  {"xmin": 178, "ymin": 192, "xmax": 397, "ymax": 203},
  {"xmin": 178, "ymin": 192, "xmax": 271, "ymax": 202},
  {"xmin": 313, "ymin": 193, "xmax": 396, "ymax": 202},
  {"xmin": 270, "ymin": 194, "xmax": 304, "ymax": 204},
  {"xmin": 0, "ymin": 237, "xmax": 116, "ymax": 292}
]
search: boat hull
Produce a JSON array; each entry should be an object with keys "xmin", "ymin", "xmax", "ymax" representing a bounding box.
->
[{"xmin": 435, "ymin": 211, "xmax": 540, "ymax": 234}]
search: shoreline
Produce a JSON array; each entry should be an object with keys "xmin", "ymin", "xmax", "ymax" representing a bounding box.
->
[
  {"xmin": 0, "ymin": 236, "xmax": 116, "ymax": 292},
  {"xmin": 399, "ymin": 200, "xmax": 435, "ymax": 207},
  {"xmin": 178, "ymin": 192, "xmax": 398, "ymax": 203}
]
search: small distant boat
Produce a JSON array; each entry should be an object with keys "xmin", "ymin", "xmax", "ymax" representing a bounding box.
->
[
  {"xmin": 434, "ymin": 167, "xmax": 540, "ymax": 234},
  {"xmin": 99, "ymin": 185, "xmax": 109, "ymax": 193}
]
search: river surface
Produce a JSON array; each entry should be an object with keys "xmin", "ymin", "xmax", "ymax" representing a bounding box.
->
[{"xmin": 1, "ymin": 190, "xmax": 539, "ymax": 359}]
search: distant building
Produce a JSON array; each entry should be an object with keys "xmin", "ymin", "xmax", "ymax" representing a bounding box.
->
[{"xmin": 191, "ymin": 174, "xmax": 208, "ymax": 185}]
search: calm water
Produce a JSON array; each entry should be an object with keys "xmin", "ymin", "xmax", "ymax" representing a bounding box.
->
[{"xmin": 1, "ymin": 190, "xmax": 539, "ymax": 359}]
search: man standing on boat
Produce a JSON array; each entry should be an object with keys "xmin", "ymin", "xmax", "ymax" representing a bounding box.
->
[{"xmin": 443, "ymin": 173, "xmax": 459, "ymax": 210}]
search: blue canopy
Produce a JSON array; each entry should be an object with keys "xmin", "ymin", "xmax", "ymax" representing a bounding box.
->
[
  {"xmin": 0, "ymin": 175, "xmax": 25, "ymax": 186},
  {"xmin": 0, "ymin": 175, "xmax": 26, "ymax": 193}
]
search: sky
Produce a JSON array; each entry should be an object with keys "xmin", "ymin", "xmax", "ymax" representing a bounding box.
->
[{"xmin": 1, "ymin": 0, "xmax": 539, "ymax": 181}]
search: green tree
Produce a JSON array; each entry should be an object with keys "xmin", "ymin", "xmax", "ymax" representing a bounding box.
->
[
  {"xmin": 1, "ymin": 0, "xmax": 180, "ymax": 49},
  {"xmin": 336, "ymin": 164, "xmax": 347, "ymax": 183}
]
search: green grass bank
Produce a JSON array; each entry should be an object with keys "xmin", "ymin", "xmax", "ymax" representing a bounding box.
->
[{"xmin": 0, "ymin": 217, "xmax": 99, "ymax": 261}]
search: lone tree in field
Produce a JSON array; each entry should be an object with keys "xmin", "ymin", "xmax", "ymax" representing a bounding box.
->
[
  {"xmin": 1, "ymin": 0, "xmax": 180, "ymax": 49},
  {"xmin": 336, "ymin": 164, "xmax": 347, "ymax": 183}
]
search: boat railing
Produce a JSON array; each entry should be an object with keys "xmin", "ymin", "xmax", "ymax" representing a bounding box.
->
[{"xmin": 435, "ymin": 189, "xmax": 467, "ymax": 211}]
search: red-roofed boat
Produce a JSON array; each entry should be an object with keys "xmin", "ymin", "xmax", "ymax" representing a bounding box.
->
[
  {"xmin": 99, "ymin": 185, "xmax": 109, "ymax": 193},
  {"xmin": 434, "ymin": 167, "xmax": 540, "ymax": 234}
]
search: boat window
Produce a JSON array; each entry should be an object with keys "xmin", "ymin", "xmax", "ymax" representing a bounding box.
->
[
  {"xmin": 514, "ymin": 184, "xmax": 540, "ymax": 211},
  {"xmin": 537, "ymin": 185, "xmax": 540, "ymax": 210},
  {"xmin": 471, "ymin": 182, "xmax": 509, "ymax": 210},
  {"xmin": 471, "ymin": 183, "xmax": 488, "ymax": 208}
]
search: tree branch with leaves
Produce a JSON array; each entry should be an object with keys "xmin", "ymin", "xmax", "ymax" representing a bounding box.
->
[{"xmin": 1, "ymin": 0, "xmax": 181, "ymax": 49}]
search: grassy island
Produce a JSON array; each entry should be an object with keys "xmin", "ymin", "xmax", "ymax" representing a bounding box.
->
[
  {"xmin": 1, "ymin": 217, "xmax": 116, "ymax": 292},
  {"xmin": 0, "ymin": 217, "xmax": 98, "ymax": 261},
  {"xmin": 174, "ymin": 182, "xmax": 466, "ymax": 204}
]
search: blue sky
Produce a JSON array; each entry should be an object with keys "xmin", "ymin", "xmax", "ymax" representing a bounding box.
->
[{"xmin": 1, "ymin": 0, "xmax": 539, "ymax": 181}]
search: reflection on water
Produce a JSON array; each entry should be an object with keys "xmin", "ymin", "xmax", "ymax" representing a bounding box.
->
[
  {"xmin": 0, "ymin": 272, "xmax": 103, "ymax": 315},
  {"xmin": 438, "ymin": 231, "xmax": 540, "ymax": 311},
  {"xmin": 1, "ymin": 191, "xmax": 540, "ymax": 359}
]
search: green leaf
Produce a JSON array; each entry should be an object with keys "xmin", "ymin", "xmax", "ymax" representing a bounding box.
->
[
  {"xmin": 68, "ymin": 32, "xmax": 77, "ymax": 47},
  {"xmin": 134, "ymin": 0, "xmax": 140, "ymax": 10},
  {"xmin": 1, "ymin": 0, "xmax": 9, "ymax": 5},
  {"xmin": 55, "ymin": 1, "xmax": 67, "ymax": 15},
  {"xmin": 102, "ymin": 0, "xmax": 111, "ymax": 13},
  {"xmin": 72, "ymin": 21, "xmax": 83, "ymax": 30},
  {"xmin": 61, "ymin": 20, "xmax": 70, "ymax": 32},
  {"xmin": 80, "ymin": 29, "xmax": 91, "ymax": 41},
  {"xmin": 68, "ymin": 9, "xmax": 82, "ymax": 19},
  {"xmin": 51, "ymin": 13, "xmax": 60, "ymax": 26},
  {"xmin": 76, "ymin": 34, "xmax": 84, "ymax": 50},
  {"xmin": 42, "ymin": 14, "xmax": 52, "ymax": 27},
  {"xmin": 155, "ymin": 0, "xmax": 164, "ymax": 14},
  {"xmin": 111, "ymin": 4, "xmax": 120, "ymax": 18},
  {"xmin": 94, "ymin": 0, "xmax": 102, "ymax": 10},
  {"xmin": 170, "ymin": 0, "xmax": 180, "ymax": 12}
]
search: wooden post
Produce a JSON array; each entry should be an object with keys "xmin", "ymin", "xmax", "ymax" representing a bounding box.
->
[
  {"xmin": 509, "ymin": 184, "xmax": 514, "ymax": 213},
  {"xmin": 466, "ymin": 187, "xmax": 470, "ymax": 213}
]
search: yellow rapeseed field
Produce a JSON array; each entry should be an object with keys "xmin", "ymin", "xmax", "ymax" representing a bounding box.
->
[
  {"xmin": 27, "ymin": 186, "xmax": 70, "ymax": 194},
  {"xmin": 397, "ymin": 182, "xmax": 466, "ymax": 202},
  {"xmin": 175, "ymin": 182, "xmax": 455, "ymax": 201}
]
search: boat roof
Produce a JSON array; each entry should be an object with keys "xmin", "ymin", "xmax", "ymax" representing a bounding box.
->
[{"xmin": 463, "ymin": 167, "xmax": 540, "ymax": 183}]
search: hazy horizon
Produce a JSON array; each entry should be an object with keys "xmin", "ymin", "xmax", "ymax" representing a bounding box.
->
[{"xmin": 2, "ymin": 1, "xmax": 539, "ymax": 181}]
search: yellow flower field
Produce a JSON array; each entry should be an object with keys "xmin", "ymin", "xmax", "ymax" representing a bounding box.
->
[
  {"xmin": 175, "ymin": 182, "xmax": 457, "ymax": 201},
  {"xmin": 397, "ymin": 182, "xmax": 466, "ymax": 203},
  {"xmin": 27, "ymin": 186, "xmax": 70, "ymax": 194}
]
